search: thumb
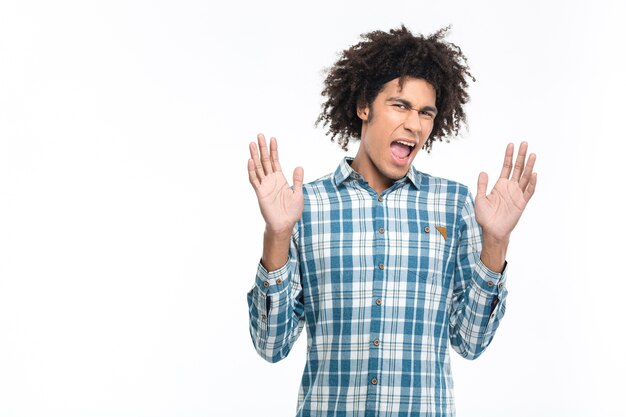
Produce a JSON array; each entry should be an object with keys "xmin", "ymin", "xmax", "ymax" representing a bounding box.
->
[{"xmin": 292, "ymin": 167, "xmax": 304, "ymax": 193}]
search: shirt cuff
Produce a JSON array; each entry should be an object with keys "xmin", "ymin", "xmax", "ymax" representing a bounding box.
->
[
  {"xmin": 473, "ymin": 258, "xmax": 508, "ymax": 294},
  {"xmin": 255, "ymin": 259, "xmax": 291, "ymax": 295}
]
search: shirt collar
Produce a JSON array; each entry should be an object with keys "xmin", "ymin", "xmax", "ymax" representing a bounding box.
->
[{"xmin": 333, "ymin": 157, "xmax": 422, "ymax": 190}]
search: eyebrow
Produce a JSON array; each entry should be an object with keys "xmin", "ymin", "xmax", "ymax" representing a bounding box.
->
[{"xmin": 387, "ymin": 97, "xmax": 438, "ymax": 115}]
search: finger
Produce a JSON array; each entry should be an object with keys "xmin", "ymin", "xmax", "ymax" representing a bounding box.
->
[
  {"xmin": 519, "ymin": 153, "xmax": 536, "ymax": 190},
  {"xmin": 477, "ymin": 172, "xmax": 488, "ymax": 199},
  {"xmin": 499, "ymin": 143, "xmax": 515, "ymax": 179},
  {"xmin": 292, "ymin": 166, "xmax": 304, "ymax": 194},
  {"xmin": 511, "ymin": 142, "xmax": 528, "ymax": 182},
  {"xmin": 523, "ymin": 172, "xmax": 537, "ymax": 202},
  {"xmin": 248, "ymin": 158, "xmax": 261, "ymax": 190},
  {"xmin": 257, "ymin": 134, "xmax": 273, "ymax": 175},
  {"xmin": 270, "ymin": 137, "xmax": 283, "ymax": 173},
  {"xmin": 249, "ymin": 141, "xmax": 265, "ymax": 180}
]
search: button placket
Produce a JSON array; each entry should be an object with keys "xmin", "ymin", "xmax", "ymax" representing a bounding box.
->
[{"xmin": 370, "ymin": 190, "xmax": 385, "ymax": 401}]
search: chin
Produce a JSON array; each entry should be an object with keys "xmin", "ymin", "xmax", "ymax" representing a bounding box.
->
[{"xmin": 385, "ymin": 167, "xmax": 410, "ymax": 181}]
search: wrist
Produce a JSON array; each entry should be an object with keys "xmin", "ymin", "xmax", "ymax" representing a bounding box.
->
[
  {"xmin": 261, "ymin": 226, "xmax": 293, "ymax": 272},
  {"xmin": 480, "ymin": 233, "xmax": 509, "ymax": 273},
  {"xmin": 264, "ymin": 225, "xmax": 294, "ymax": 242},
  {"xmin": 482, "ymin": 232, "xmax": 510, "ymax": 248}
]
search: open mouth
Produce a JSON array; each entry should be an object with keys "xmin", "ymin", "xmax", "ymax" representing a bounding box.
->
[{"xmin": 390, "ymin": 140, "xmax": 415, "ymax": 161}]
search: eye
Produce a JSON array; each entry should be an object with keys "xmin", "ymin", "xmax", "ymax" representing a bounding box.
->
[
  {"xmin": 391, "ymin": 103, "xmax": 408, "ymax": 110},
  {"xmin": 420, "ymin": 110, "xmax": 435, "ymax": 119}
]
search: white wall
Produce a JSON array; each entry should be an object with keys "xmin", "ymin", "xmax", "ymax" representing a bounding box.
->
[{"xmin": 0, "ymin": 1, "xmax": 624, "ymax": 416}]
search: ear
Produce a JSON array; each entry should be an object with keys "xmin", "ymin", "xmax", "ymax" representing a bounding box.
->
[{"xmin": 357, "ymin": 104, "xmax": 369, "ymax": 121}]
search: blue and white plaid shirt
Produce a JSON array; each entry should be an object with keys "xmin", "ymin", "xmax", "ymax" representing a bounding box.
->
[{"xmin": 247, "ymin": 157, "xmax": 507, "ymax": 417}]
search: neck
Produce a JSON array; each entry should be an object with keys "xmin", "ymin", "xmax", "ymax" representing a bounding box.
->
[{"xmin": 350, "ymin": 156, "xmax": 392, "ymax": 195}]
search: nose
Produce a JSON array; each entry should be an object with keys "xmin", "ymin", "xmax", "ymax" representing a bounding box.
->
[{"xmin": 403, "ymin": 109, "xmax": 422, "ymax": 137}]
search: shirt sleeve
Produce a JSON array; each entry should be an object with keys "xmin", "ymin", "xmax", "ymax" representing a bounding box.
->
[
  {"xmin": 246, "ymin": 225, "xmax": 305, "ymax": 363},
  {"xmin": 448, "ymin": 192, "xmax": 508, "ymax": 360}
]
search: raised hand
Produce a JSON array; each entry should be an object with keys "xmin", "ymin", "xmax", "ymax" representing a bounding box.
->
[
  {"xmin": 475, "ymin": 142, "xmax": 537, "ymax": 242},
  {"xmin": 248, "ymin": 134, "xmax": 304, "ymax": 237}
]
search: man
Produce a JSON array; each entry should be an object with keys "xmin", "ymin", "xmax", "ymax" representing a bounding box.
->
[{"xmin": 246, "ymin": 25, "xmax": 536, "ymax": 416}]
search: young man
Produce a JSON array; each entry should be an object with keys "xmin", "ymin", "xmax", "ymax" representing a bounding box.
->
[{"xmin": 246, "ymin": 26, "xmax": 537, "ymax": 416}]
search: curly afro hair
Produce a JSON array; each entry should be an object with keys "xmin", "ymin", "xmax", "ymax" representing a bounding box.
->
[{"xmin": 316, "ymin": 25, "xmax": 475, "ymax": 152}]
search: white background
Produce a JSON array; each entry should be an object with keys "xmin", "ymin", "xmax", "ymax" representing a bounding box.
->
[{"xmin": 0, "ymin": 1, "xmax": 624, "ymax": 416}]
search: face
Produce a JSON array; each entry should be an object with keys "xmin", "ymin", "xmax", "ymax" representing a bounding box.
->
[{"xmin": 352, "ymin": 77, "xmax": 437, "ymax": 194}]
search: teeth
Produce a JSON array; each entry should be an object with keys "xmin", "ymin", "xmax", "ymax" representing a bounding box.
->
[{"xmin": 396, "ymin": 140, "xmax": 415, "ymax": 147}]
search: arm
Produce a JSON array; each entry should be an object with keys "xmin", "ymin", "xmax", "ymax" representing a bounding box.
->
[
  {"xmin": 247, "ymin": 227, "xmax": 305, "ymax": 363},
  {"xmin": 449, "ymin": 142, "xmax": 537, "ymax": 359},
  {"xmin": 448, "ymin": 194, "xmax": 508, "ymax": 360},
  {"xmin": 246, "ymin": 133, "xmax": 306, "ymax": 362}
]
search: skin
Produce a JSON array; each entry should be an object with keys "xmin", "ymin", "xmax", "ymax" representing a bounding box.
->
[
  {"xmin": 248, "ymin": 76, "xmax": 537, "ymax": 273},
  {"xmin": 248, "ymin": 134, "xmax": 304, "ymax": 272},
  {"xmin": 352, "ymin": 78, "xmax": 437, "ymax": 194}
]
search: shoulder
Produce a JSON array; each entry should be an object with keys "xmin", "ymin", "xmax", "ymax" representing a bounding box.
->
[
  {"xmin": 415, "ymin": 172, "xmax": 474, "ymax": 229},
  {"xmin": 302, "ymin": 172, "xmax": 335, "ymax": 194},
  {"xmin": 301, "ymin": 172, "xmax": 340, "ymax": 206},
  {"xmin": 417, "ymin": 171, "xmax": 471, "ymax": 201}
]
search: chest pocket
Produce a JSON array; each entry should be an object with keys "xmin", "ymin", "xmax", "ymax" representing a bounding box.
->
[{"xmin": 404, "ymin": 222, "xmax": 453, "ymax": 284}]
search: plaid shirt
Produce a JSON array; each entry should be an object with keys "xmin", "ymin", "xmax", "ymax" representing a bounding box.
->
[{"xmin": 247, "ymin": 158, "xmax": 507, "ymax": 417}]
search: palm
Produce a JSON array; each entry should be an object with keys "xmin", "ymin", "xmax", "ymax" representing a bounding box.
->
[
  {"xmin": 248, "ymin": 134, "xmax": 304, "ymax": 235},
  {"xmin": 475, "ymin": 143, "xmax": 537, "ymax": 241},
  {"xmin": 255, "ymin": 169, "xmax": 303, "ymax": 231}
]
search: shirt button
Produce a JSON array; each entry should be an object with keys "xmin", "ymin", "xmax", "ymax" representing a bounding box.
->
[
  {"xmin": 498, "ymin": 282, "xmax": 503, "ymax": 289},
  {"xmin": 263, "ymin": 281, "xmax": 270, "ymax": 288},
  {"xmin": 375, "ymin": 299, "xmax": 382, "ymax": 306},
  {"xmin": 424, "ymin": 226, "xmax": 430, "ymax": 233},
  {"xmin": 377, "ymin": 195, "xmax": 383, "ymax": 202},
  {"xmin": 378, "ymin": 227, "xmax": 385, "ymax": 234},
  {"xmin": 371, "ymin": 377, "xmax": 378, "ymax": 385},
  {"xmin": 487, "ymin": 281, "xmax": 494, "ymax": 287},
  {"xmin": 261, "ymin": 314, "xmax": 267, "ymax": 321},
  {"xmin": 378, "ymin": 263, "xmax": 384, "ymax": 270},
  {"xmin": 276, "ymin": 278, "xmax": 283, "ymax": 285},
  {"xmin": 373, "ymin": 339, "xmax": 380, "ymax": 347}
]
